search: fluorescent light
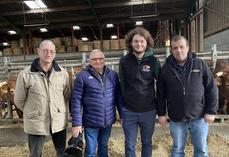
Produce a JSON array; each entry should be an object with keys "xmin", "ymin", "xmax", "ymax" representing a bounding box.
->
[
  {"xmin": 130, "ymin": 14, "xmax": 159, "ymax": 19},
  {"xmin": 106, "ymin": 24, "xmax": 114, "ymax": 28},
  {"xmin": 40, "ymin": 28, "xmax": 48, "ymax": 32},
  {"xmin": 2, "ymin": 42, "xmax": 9, "ymax": 46},
  {"xmin": 24, "ymin": 23, "xmax": 49, "ymax": 27},
  {"xmin": 111, "ymin": 35, "xmax": 117, "ymax": 39},
  {"xmin": 81, "ymin": 37, "xmax": 88, "ymax": 41},
  {"xmin": 73, "ymin": 26, "xmax": 80, "ymax": 30},
  {"xmin": 136, "ymin": 21, "xmax": 143, "ymax": 26},
  {"xmin": 8, "ymin": 30, "xmax": 17, "ymax": 35},
  {"xmin": 24, "ymin": 0, "xmax": 47, "ymax": 9}
]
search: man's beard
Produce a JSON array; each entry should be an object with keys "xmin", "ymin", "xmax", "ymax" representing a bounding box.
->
[{"xmin": 133, "ymin": 49, "xmax": 145, "ymax": 54}]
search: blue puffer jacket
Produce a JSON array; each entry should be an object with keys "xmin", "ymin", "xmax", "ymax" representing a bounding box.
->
[{"xmin": 71, "ymin": 65, "xmax": 121, "ymax": 128}]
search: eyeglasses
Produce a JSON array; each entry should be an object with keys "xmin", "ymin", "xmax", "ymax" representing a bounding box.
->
[
  {"xmin": 90, "ymin": 58, "xmax": 104, "ymax": 61},
  {"xmin": 41, "ymin": 48, "xmax": 56, "ymax": 55}
]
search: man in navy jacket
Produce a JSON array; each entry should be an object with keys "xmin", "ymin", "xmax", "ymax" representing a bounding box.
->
[
  {"xmin": 157, "ymin": 35, "xmax": 218, "ymax": 157},
  {"xmin": 71, "ymin": 49, "xmax": 121, "ymax": 157}
]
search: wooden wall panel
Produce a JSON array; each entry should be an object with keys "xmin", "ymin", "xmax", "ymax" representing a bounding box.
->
[{"xmin": 204, "ymin": 0, "xmax": 229, "ymax": 36}]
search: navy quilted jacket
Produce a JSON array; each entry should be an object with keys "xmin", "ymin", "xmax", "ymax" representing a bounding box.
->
[{"xmin": 71, "ymin": 65, "xmax": 121, "ymax": 128}]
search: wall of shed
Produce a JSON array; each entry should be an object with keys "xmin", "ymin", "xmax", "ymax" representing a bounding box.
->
[
  {"xmin": 204, "ymin": 29, "xmax": 229, "ymax": 51},
  {"xmin": 204, "ymin": 0, "xmax": 229, "ymax": 36}
]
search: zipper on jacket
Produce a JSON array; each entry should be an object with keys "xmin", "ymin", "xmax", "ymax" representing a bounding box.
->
[
  {"xmin": 96, "ymin": 72, "xmax": 105, "ymax": 95},
  {"xmin": 168, "ymin": 65, "xmax": 187, "ymax": 96},
  {"xmin": 184, "ymin": 61, "xmax": 193, "ymax": 96},
  {"xmin": 89, "ymin": 67, "xmax": 107, "ymax": 126},
  {"xmin": 41, "ymin": 73, "xmax": 51, "ymax": 117},
  {"xmin": 91, "ymin": 69, "xmax": 105, "ymax": 96}
]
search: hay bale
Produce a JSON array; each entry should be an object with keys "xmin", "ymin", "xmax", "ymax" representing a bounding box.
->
[
  {"xmin": 57, "ymin": 46, "xmax": 66, "ymax": 53},
  {"xmin": 103, "ymin": 40, "xmax": 110, "ymax": 50},
  {"xmin": 32, "ymin": 38, "xmax": 42, "ymax": 47},
  {"xmin": 78, "ymin": 42, "xmax": 93, "ymax": 52},
  {"xmin": 51, "ymin": 37, "xmax": 62, "ymax": 47},
  {"xmin": 110, "ymin": 40, "xmax": 119, "ymax": 50},
  {"xmin": 93, "ymin": 40, "xmax": 101, "ymax": 49},
  {"xmin": 66, "ymin": 47, "xmax": 75, "ymax": 53},
  {"xmin": 63, "ymin": 37, "xmax": 72, "ymax": 47},
  {"xmin": 13, "ymin": 48, "xmax": 22, "ymax": 55},
  {"xmin": 120, "ymin": 39, "xmax": 126, "ymax": 49},
  {"xmin": 11, "ymin": 41, "xmax": 20, "ymax": 49},
  {"xmin": 33, "ymin": 48, "xmax": 39, "ymax": 54},
  {"xmin": 3, "ymin": 48, "xmax": 13, "ymax": 56}
]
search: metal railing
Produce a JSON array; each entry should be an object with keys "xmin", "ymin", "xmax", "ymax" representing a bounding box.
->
[{"xmin": 0, "ymin": 46, "xmax": 229, "ymax": 81}]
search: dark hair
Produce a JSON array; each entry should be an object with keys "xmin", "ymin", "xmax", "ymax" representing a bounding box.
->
[
  {"xmin": 171, "ymin": 35, "xmax": 189, "ymax": 47},
  {"xmin": 125, "ymin": 27, "xmax": 154, "ymax": 53}
]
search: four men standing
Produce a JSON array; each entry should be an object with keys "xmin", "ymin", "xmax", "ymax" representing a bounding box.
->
[{"xmin": 14, "ymin": 31, "xmax": 218, "ymax": 157}]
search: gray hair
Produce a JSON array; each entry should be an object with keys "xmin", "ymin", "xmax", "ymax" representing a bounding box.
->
[
  {"xmin": 39, "ymin": 40, "xmax": 56, "ymax": 49},
  {"xmin": 89, "ymin": 49, "xmax": 105, "ymax": 59}
]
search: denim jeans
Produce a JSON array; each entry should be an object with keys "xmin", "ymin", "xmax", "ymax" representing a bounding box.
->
[
  {"xmin": 169, "ymin": 118, "xmax": 209, "ymax": 157},
  {"xmin": 122, "ymin": 107, "xmax": 156, "ymax": 157},
  {"xmin": 84, "ymin": 125, "xmax": 112, "ymax": 157}
]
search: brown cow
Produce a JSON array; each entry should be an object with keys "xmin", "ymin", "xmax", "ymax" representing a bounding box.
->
[
  {"xmin": 0, "ymin": 76, "xmax": 23, "ymax": 119},
  {"xmin": 213, "ymin": 61, "xmax": 229, "ymax": 114},
  {"xmin": 7, "ymin": 76, "xmax": 23, "ymax": 118},
  {"xmin": 0, "ymin": 81, "xmax": 10, "ymax": 118}
]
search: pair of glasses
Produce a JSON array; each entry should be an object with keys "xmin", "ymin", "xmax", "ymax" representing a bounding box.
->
[
  {"xmin": 41, "ymin": 49, "xmax": 56, "ymax": 55},
  {"xmin": 90, "ymin": 58, "xmax": 104, "ymax": 61}
]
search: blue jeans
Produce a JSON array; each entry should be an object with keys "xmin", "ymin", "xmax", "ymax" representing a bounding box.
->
[
  {"xmin": 169, "ymin": 118, "xmax": 209, "ymax": 157},
  {"xmin": 84, "ymin": 125, "xmax": 112, "ymax": 157},
  {"xmin": 122, "ymin": 107, "xmax": 156, "ymax": 157}
]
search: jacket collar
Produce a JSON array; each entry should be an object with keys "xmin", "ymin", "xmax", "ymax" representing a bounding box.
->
[
  {"xmin": 166, "ymin": 52, "xmax": 196, "ymax": 66},
  {"xmin": 86, "ymin": 65, "xmax": 109, "ymax": 75},
  {"xmin": 30, "ymin": 58, "xmax": 61, "ymax": 72},
  {"xmin": 143, "ymin": 48, "xmax": 154, "ymax": 57}
]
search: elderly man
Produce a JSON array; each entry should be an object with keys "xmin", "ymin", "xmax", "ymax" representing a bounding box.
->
[
  {"xmin": 71, "ymin": 49, "xmax": 121, "ymax": 157},
  {"xmin": 14, "ymin": 40, "xmax": 70, "ymax": 157},
  {"xmin": 157, "ymin": 35, "xmax": 218, "ymax": 157}
]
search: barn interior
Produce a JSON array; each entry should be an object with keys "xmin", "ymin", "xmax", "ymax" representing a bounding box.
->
[
  {"xmin": 0, "ymin": 1, "xmax": 229, "ymax": 156},
  {"xmin": 0, "ymin": 0, "xmax": 228, "ymax": 133}
]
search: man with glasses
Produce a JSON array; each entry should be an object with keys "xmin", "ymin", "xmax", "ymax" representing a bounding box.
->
[
  {"xmin": 71, "ymin": 49, "xmax": 121, "ymax": 157},
  {"xmin": 14, "ymin": 40, "xmax": 70, "ymax": 157}
]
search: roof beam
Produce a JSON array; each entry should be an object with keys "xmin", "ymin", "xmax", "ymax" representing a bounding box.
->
[
  {"xmin": 102, "ymin": 14, "xmax": 185, "ymax": 25},
  {"xmin": 4, "ymin": 9, "xmax": 186, "ymax": 26},
  {"xmin": 0, "ymin": 0, "xmax": 23, "ymax": 4},
  {"xmin": 0, "ymin": 0, "xmax": 189, "ymax": 16},
  {"xmin": 95, "ymin": 0, "xmax": 187, "ymax": 8},
  {"xmin": 86, "ymin": 0, "xmax": 101, "ymax": 27},
  {"xmin": 0, "ymin": 5, "xmax": 90, "ymax": 16},
  {"xmin": 19, "ymin": 14, "xmax": 185, "ymax": 32},
  {"xmin": 0, "ymin": 16, "xmax": 22, "ymax": 33}
]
